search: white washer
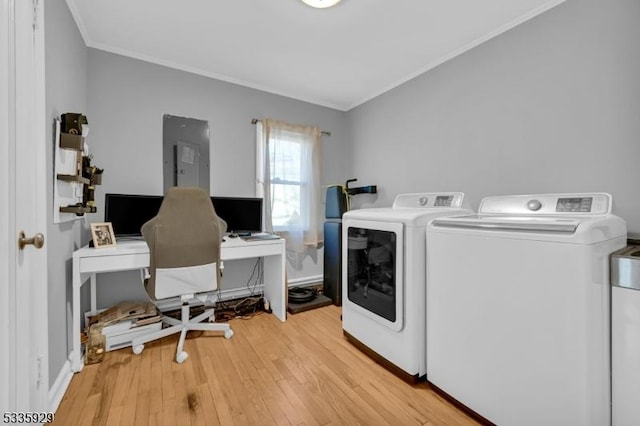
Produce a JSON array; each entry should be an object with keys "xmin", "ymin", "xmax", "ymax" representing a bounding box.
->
[
  {"xmin": 342, "ymin": 192, "xmax": 471, "ymax": 381},
  {"xmin": 426, "ymin": 193, "xmax": 626, "ymax": 426}
]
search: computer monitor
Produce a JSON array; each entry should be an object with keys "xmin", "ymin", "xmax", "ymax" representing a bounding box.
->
[
  {"xmin": 104, "ymin": 194, "xmax": 163, "ymax": 237},
  {"xmin": 211, "ymin": 196, "xmax": 263, "ymax": 234},
  {"xmin": 105, "ymin": 193, "xmax": 263, "ymax": 237}
]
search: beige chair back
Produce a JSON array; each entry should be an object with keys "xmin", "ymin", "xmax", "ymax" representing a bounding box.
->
[{"xmin": 142, "ymin": 187, "xmax": 227, "ymax": 300}]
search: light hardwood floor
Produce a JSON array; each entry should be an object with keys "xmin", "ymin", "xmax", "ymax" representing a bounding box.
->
[{"xmin": 53, "ymin": 305, "xmax": 480, "ymax": 426}]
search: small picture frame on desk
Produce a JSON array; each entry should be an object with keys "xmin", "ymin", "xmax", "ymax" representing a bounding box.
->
[{"xmin": 90, "ymin": 222, "xmax": 116, "ymax": 248}]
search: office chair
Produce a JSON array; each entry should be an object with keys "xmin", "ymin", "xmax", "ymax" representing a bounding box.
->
[{"xmin": 131, "ymin": 186, "xmax": 234, "ymax": 363}]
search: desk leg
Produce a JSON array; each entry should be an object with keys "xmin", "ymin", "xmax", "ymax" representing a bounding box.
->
[
  {"xmin": 263, "ymin": 248, "xmax": 287, "ymax": 322},
  {"xmin": 90, "ymin": 275, "xmax": 97, "ymax": 312},
  {"xmin": 71, "ymin": 257, "xmax": 83, "ymax": 373}
]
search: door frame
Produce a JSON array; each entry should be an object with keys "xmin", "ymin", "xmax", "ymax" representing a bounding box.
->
[{"xmin": 1, "ymin": 0, "xmax": 13, "ymax": 412}]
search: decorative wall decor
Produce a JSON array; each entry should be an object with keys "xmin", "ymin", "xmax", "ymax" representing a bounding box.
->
[{"xmin": 53, "ymin": 113, "xmax": 104, "ymax": 223}]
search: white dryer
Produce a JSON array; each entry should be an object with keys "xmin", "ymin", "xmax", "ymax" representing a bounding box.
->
[
  {"xmin": 341, "ymin": 192, "xmax": 471, "ymax": 381},
  {"xmin": 426, "ymin": 193, "xmax": 627, "ymax": 426}
]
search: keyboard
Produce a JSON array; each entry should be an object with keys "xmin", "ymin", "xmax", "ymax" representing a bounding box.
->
[{"xmin": 241, "ymin": 234, "xmax": 281, "ymax": 241}]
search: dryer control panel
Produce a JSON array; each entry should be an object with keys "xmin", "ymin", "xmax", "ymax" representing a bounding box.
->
[
  {"xmin": 479, "ymin": 193, "xmax": 612, "ymax": 216},
  {"xmin": 393, "ymin": 192, "xmax": 464, "ymax": 209}
]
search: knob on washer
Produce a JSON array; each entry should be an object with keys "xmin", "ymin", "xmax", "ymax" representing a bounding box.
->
[{"xmin": 527, "ymin": 199, "xmax": 542, "ymax": 211}]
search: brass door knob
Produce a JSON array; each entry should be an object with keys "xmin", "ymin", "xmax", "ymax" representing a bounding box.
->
[{"xmin": 18, "ymin": 231, "xmax": 45, "ymax": 250}]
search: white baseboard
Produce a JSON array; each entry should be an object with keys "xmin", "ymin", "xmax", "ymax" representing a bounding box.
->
[
  {"xmin": 49, "ymin": 358, "xmax": 73, "ymax": 413},
  {"xmin": 288, "ymin": 274, "xmax": 323, "ymax": 288}
]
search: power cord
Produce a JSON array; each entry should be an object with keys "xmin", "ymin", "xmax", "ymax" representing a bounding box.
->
[
  {"xmin": 211, "ymin": 257, "xmax": 268, "ymax": 321},
  {"xmin": 246, "ymin": 257, "xmax": 264, "ymax": 297}
]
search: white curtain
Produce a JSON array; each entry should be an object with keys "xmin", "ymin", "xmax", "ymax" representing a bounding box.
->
[{"xmin": 256, "ymin": 119, "xmax": 323, "ymax": 254}]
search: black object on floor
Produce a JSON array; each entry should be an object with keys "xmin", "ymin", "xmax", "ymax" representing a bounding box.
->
[
  {"xmin": 288, "ymin": 287, "xmax": 317, "ymax": 303},
  {"xmin": 287, "ymin": 293, "xmax": 332, "ymax": 314}
]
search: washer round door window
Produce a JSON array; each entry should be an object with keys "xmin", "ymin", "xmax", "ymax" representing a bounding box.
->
[{"xmin": 344, "ymin": 219, "xmax": 404, "ymax": 331}]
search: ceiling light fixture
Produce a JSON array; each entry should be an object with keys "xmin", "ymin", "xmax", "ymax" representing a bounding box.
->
[{"xmin": 301, "ymin": 0, "xmax": 342, "ymax": 9}]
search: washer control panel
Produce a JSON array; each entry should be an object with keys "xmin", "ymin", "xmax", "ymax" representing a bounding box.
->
[
  {"xmin": 479, "ymin": 193, "xmax": 612, "ymax": 215},
  {"xmin": 556, "ymin": 197, "xmax": 594, "ymax": 213}
]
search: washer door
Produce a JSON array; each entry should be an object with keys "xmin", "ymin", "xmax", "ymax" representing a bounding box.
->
[{"xmin": 342, "ymin": 218, "xmax": 404, "ymax": 331}]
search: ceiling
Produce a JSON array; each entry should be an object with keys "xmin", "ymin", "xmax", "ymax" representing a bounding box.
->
[{"xmin": 66, "ymin": 0, "xmax": 565, "ymax": 111}]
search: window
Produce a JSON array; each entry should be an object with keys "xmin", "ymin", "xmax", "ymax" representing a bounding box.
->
[
  {"xmin": 256, "ymin": 119, "xmax": 322, "ymax": 252},
  {"xmin": 269, "ymin": 130, "xmax": 305, "ymax": 228}
]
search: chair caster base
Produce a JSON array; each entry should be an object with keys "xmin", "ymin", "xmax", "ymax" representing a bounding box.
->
[
  {"xmin": 176, "ymin": 351, "xmax": 188, "ymax": 364},
  {"xmin": 132, "ymin": 344, "xmax": 144, "ymax": 355},
  {"xmin": 225, "ymin": 329, "xmax": 234, "ymax": 339}
]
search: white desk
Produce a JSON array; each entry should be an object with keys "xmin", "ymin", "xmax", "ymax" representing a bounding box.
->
[{"xmin": 71, "ymin": 236, "xmax": 286, "ymax": 372}]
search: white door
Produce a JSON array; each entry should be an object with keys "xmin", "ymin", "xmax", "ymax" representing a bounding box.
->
[
  {"xmin": 1, "ymin": 0, "xmax": 49, "ymax": 415},
  {"xmin": 0, "ymin": 0, "xmax": 10, "ymax": 413}
]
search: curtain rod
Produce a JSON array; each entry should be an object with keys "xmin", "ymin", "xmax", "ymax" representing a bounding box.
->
[{"xmin": 251, "ymin": 118, "xmax": 331, "ymax": 137}]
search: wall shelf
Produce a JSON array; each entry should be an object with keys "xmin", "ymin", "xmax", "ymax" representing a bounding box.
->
[
  {"xmin": 59, "ymin": 205, "xmax": 97, "ymax": 215},
  {"xmin": 56, "ymin": 174, "xmax": 90, "ymax": 185},
  {"xmin": 60, "ymin": 132, "xmax": 85, "ymax": 151},
  {"xmin": 53, "ymin": 116, "xmax": 103, "ymax": 223},
  {"xmin": 54, "ymin": 118, "xmax": 96, "ymax": 223},
  {"xmin": 54, "ymin": 118, "xmax": 83, "ymax": 224}
]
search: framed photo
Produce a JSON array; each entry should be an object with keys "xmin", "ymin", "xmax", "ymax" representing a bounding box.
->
[{"xmin": 90, "ymin": 222, "xmax": 116, "ymax": 248}]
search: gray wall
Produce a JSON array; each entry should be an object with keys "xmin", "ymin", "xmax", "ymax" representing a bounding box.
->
[
  {"xmin": 45, "ymin": 0, "xmax": 90, "ymax": 386},
  {"xmin": 347, "ymin": 0, "xmax": 640, "ymax": 236},
  {"xmin": 86, "ymin": 49, "xmax": 349, "ymax": 306}
]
